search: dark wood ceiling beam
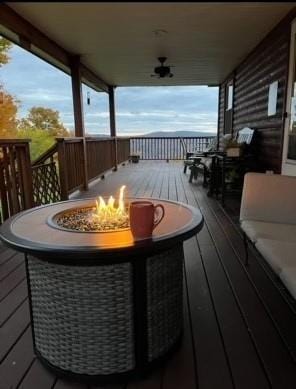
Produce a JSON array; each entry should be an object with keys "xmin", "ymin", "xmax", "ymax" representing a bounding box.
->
[
  {"xmin": 80, "ymin": 64, "xmax": 109, "ymax": 93},
  {"xmin": 0, "ymin": 3, "xmax": 68, "ymax": 66},
  {"xmin": 0, "ymin": 3, "xmax": 110, "ymax": 93}
]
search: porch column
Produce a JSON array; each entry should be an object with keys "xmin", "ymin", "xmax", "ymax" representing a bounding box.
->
[
  {"xmin": 70, "ymin": 55, "xmax": 85, "ymax": 137},
  {"xmin": 109, "ymin": 86, "xmax": 118, "ymax": 171},
  {"xmin": 70, "ymin": 55, "xmax": 88, "ymax": 190}
]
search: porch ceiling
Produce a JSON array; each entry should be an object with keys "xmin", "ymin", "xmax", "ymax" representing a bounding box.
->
[{"xmin": 5, "ymin": 2, "xmax": 296, "ymax": 87}]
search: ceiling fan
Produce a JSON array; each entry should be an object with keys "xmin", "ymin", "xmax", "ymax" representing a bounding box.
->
[{"xmin": 151, "ymin": 57, "xmax": 174, "ymax": 78}]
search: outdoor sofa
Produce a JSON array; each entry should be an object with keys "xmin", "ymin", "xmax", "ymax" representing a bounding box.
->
[{"xmin": 240, "ymin": 172, "xmax": 296, "ymax": 299}]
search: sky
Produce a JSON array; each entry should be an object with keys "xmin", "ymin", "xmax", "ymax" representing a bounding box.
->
[{"xmin": 1, "ymin": 42, "xmax": 218, "ymax": 136}]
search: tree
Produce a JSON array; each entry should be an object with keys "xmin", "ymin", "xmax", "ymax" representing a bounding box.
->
[
  {"xmin": 0, "ymin": 87, "xmax": 19, "ymax": 138},
  {"xmin": 0, "ymin": 37, "xmax": 18, "ymax": 138},
  {"xmin": 18, "ymin": 127, "xmax": 55, "ymax": 161},
  {"xmin": 0, "ymin": 37, "xmax": 12, "ymax": 67},
  {"xmin": 21, "ymin": 106, "xmax": 69, "ymax": 137},
  {"xmin": 18, "ymin": 106, "xmax": 70, "ymax": 160}
]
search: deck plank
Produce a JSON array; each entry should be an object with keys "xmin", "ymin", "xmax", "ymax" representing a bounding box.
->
[
  {"xmin": 0, "ymin": 253, "xmax": 23, "ymax": 282},
  {"xmin": 179, "ymin": 168, "xmax": 270, "ymax": 389},
  {"xmin": 186, "ymin": 171, "xmax": 296, "ymax": 388},
  {"xmin": 0, "ymin": 263, "xmax": 26, "ymax": 302},
  {"xmin": 18, "ymin": 358, "xmax": 56, "ymax": 389},
  {"xmin": 162, "ymin": 277, "xmax": 197, "ymax": 389},
  {"xmin": 1, "ymin": 161, "xmax": 296, "ymax": 389},
  {"xmin": 0, "ymin": 327, "xmax": 35, "ymax": 389},
  {"xmin": 183, "ymin": 237, "xmax": 233, "ymax": 389},
  {"xmin": 0, "ymin": 300, "xmax": 30, "ymax": 362},
  {"xmin": 0, "ymin": 279, "xmax": 27, "ymax": 326},
  {"xmin": 0, "ymin": 248, "xmax": 17, "ymax": 266}
]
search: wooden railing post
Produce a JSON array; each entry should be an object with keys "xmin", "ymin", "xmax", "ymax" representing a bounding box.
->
[
  {"xmin": 82, "ymin": 138, "xmax": 88, "ymax": 191},
  {"xmin": 109, "ymin": 86, "xmax": 118, "ymax": 171},
  {"xmin": 56, "ymin": 138, "xmax": 69, "ymax": 200},
  {"xmin": 70, "ymin": 55, "xmax": 88, "ymax": 191},
  {"xmin": 117, "ymin": 138, "xmax": 131, "ymax": 164}
]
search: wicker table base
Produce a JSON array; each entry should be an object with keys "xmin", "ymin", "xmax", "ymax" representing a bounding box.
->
[
  {"xmin": 1, "ymin": 197, "xmax": 203, "ymax": 384},
  {"xmin": 26, "ymin": 243, "xmax": 184, "ymax": 382}
]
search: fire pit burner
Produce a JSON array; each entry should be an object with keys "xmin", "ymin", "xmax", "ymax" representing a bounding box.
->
[
  {"xmin": 50, "ymin": 205, "xmax": 130, "ymax": 233},
  {"xmin": 50, "ymin": 185, "xmax": 130, "ymax": 233}
]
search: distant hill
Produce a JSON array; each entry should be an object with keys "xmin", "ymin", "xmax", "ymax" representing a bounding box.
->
[
  {"xmin": 86, "ymin": 130, "xmax": 216, "ymax": 138},
  {"xmin": 143, "ymin": 130, "xmax": 216, "ymax": 137}
]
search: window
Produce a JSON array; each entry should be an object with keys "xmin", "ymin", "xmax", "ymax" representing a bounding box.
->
[{"xmin": 226, "ymin": 84, "xmax": 233, "ymax": 111}]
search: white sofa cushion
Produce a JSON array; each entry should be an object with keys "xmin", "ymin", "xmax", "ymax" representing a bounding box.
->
[
  {"xmin": 255, "ymin": 239, "xmax": 296, "ymax": 275},
  {"xmin": 280, "ymin": 267, "xmax": 296, "ymax": 300},
  {"xmin": 241, "ymin": 220, "xmax": 296, "ymax": 243},
  {"xmin": 240, "ymin": 172, "xmax": 296, "ymax": 225}
]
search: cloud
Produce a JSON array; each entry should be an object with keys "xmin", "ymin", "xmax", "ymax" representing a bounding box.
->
[
  {"xmin": 1, "ymin": 42, "xmax": 218, "ymax": 135},
  {"xmin": 18, "ymin": 90, "xmax": 72, "ymax": 103}
]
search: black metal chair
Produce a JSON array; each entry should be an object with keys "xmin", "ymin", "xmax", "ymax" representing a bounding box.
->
[
  {"xmin": 182, "ymin": 137, "xmax": 217, "ymax": 176},
  {"xmin": 207, "ymin": 128, "xmax": 257, "ymax": 205}
]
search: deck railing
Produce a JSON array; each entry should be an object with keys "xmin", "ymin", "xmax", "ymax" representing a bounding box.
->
[
  {"xmin": 56, "ymin": 136, "xmax": 131, "ymax": 199},
  {"xmin": 0, "ymin": 136, "xmax": 131, "ymax": 221},
  {"xmin": 0, "ymin": 135, "xmax": 215, "ymax": 222},
  {"xmin": 56, "ymin": 137, "xmax": 87, "ymax": 199},
  {"xmin": 31, "ymin": 143, "xmax": 61, "ymax": 206},
  {"xmin": 0, "ymin": 140, "xmax": 34, "ymax": 223},
  {"xmin": 129, "ymin": 136, "xmax": 215, "ymax": 160},
  {"xmin": 117, "ymin": 137, "xmax": 131, "ymax": 164},
  {"xmin": 86, "ymin": 137, "xmax": 114, "ymax": 181}
]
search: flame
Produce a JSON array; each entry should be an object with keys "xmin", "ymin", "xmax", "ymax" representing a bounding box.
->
[
  {"xmin": 118, "ymin": 185, "xmax": 125, "ymax": 212},
  {"xmin": 93, "ymin": 185, "xmax": 128, "ymax": 229}
]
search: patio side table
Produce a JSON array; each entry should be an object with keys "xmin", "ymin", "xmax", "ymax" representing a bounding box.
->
[{"xmin": 0, "ymin": 197, "xmax": 203, "ymax": 384}]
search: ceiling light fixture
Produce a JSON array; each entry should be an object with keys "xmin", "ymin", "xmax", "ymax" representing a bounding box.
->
[{"xmin": 153, "ymin": 29, "xmax": 168, "ymax": 38}]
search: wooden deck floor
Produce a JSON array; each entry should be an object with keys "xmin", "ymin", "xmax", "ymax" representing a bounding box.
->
[{"xmin": 1, "ymin": 161, "xmax": 296, "ymax": 389}]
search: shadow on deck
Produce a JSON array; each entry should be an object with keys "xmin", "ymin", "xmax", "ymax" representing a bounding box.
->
[{"xmin": 1, "ymin": 161, "xmax": 296, "ymax": 389}]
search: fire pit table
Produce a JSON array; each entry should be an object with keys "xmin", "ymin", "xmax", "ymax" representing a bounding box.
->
[{"xmin": 0, "ymin": 197, "xmax": 203, "ymax": 384}]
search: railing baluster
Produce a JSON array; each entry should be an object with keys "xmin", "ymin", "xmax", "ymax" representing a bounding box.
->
[
  {"xmin": 166, "ymin": 138, "xmax": 168, "ymax": 160},
  {"xmin": 128, "ymin": 136, "xmax": 215, "ymax": 161}
]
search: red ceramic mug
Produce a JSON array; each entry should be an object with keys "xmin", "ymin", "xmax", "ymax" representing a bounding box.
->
[{"xmin": 129, "ymin": 201, "xmax": 165, "ymax": 239}]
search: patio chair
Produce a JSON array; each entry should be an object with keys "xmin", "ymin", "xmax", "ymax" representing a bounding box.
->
[
  {"xmin": 186, "ymin": 133, "xmax": 232, "ymax": 185},
  {"xmin": 206, "ymin": 127, "xmax": 257, "ymax": 203},
  {"xmin": 182, "ymin": 137, "xmax": 217, "ymax": 174}
]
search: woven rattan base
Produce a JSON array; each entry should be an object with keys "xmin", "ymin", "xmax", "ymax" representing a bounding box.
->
[
  {"xmin": 35, "ymin": 332, "xmax": 183, "ymax": 384},
  {"xmin": 26, "ymin": 244, "xmax": 184, "ymax": 382}
]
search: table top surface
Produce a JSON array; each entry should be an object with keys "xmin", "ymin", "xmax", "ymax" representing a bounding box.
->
[{"xmin": 0, "ymin": 197, "xmax": 203, "ymax": 261}]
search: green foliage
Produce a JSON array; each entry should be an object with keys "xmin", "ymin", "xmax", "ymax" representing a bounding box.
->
[
  {"xmin": 17, "ymin": 106, "xmax": 70, "ymax": 160},
  {"xmin": 0, "ymin": 37, "xmax": 12, "ymax": 67},
  {"xmin": 20, "ymin": 106, "xmax": 69, "ymax": 137},
  {"xmin": 18, "ymin": 127, "xmax": 55, "ymax": 161}
]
